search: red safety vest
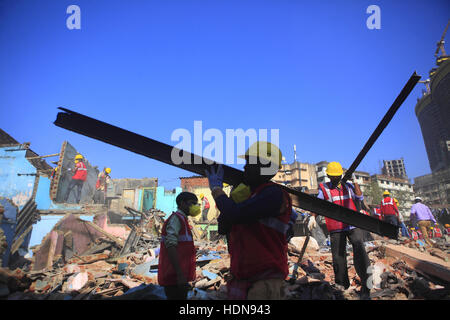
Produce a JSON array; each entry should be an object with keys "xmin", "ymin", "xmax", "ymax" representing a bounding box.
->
[
  {"xmin": 72, "ymin": 161, "xmax": 88, "ymax": 181},
  {"xmin": 373, "ymin": 208, "xmax": 382, "ymax": 220},
  {"xmin": 361, "ymin": 210, "xmax": 370, "ymax": 216},
  {"xmin": 410, "ymin": 230, "xmax": 419, "ymax": 240},
  {"xmin": 228, "ymin": 182, "xmax": 291, "ymax": 280},
  {"xmin": 319, "ymin": 182, "xmax": 357, "ymax": 233},
  {"xmin": 416, "ymin": 230, "xmax": 423, "ymax": 239},
  {"xmin": 203, "ymin": 197, "xmax": 210, "ymax": 209},
  {"xmin": 433, "ymin": 227, "xmax": 442, "ymax": 238},
  {"xmin": 95, "ymin": 172, "xmax": 108, "ymax": 191},
  {"xmin": 380, "ymin": 197, "xmax": 398, "ymax": 216},
  {"xmin": 158, "ymin": 212, "xmax": 196, "ymax": 286}
]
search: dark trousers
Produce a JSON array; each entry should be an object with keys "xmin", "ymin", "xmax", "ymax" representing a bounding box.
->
[
  {"xmin": 330, "ymin": 228, "xmax": 370, "ymax": 289},
  {"xmin": 164, "ymin": 285, "xmax": 189, "ymax": 300},
  {"xmin": 64, "ymin": 179, "xmax": 84, "ymax": 203},
  {"xmin": 202, "ymin": 208, "xmax": 209, "ymax": 221},
  {"xmin": 383, "ymin": 215, "xmax": 399, "ymax": 227}
]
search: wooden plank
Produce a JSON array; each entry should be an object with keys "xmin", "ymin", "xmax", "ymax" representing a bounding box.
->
[
  {"xmin": 85, "ymin": 221, "xmax": 124, "ymax": 247},
  {"xmin": 384, "ymin": 244, "xmax": 450, "ymax": 283}
]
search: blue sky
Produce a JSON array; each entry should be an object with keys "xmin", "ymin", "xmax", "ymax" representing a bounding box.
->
[{"xmin": 0, "ymin": 0, "xmax": 449, "ymax": 189}]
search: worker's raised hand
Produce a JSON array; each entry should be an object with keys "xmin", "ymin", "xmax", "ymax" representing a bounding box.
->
[
  {"xmin": 307, "ymin": 215, "xmax": 317, "ymax": 231},
  {"xmin": 205, "ymin": 164, "xmax": 224, "ymax": 190}
]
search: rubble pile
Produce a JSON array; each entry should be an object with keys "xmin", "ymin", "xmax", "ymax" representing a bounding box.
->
[
  {"xmin": 1, "ymin": 211, "xmax": 449, "ymax": 300},
  {"xmin": 285, "ymin": 236, "xmax": 450, "ymax": 300}
]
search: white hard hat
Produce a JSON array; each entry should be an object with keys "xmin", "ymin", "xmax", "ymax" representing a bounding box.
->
[{"xmin": 415, "ymin": 196, "xmax": 422, "ymax": 201}]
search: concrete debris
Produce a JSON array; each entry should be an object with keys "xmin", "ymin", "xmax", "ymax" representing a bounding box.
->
[{"xmin": 0, "ymin": 210, "xmax": 449, "ymax": 300}]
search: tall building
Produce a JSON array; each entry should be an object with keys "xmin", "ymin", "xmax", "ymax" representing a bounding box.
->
[
  {"xmin": 415, "ymin": 49, "xmax": 450, "ymax": 172},
  {"xmin": 413, "ymin": 22, "xmax": 450, "ymax": 209},
  {"xmin": 382, "ymin": 158, "xmax": 407, "ymax": 179},
  {"xmin": 273, "ymin": 161, "xmax": 318, "ymax": 192},
  {"xmin": 414, "ymin": 169, "xmax": 450, "ymax": 209}
]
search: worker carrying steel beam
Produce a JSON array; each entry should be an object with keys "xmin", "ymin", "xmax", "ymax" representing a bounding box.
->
[
  {"xmin": 93, "ymin": 167, "xmax": 111, "ymax": 204},
  {"xmin": 206, "ymin": 141, "xmax": 292, "ymax": 300},
  {"xmin": 63, "ymin": 154, "xmax": 88, "ymax": 203},
  {"xmin": 158, "ymin": 192, "xmax": 199, "ymax": 300},
  {"xmin": 311, "ymin": 161, "xmax": 371, "ymax": 300}
]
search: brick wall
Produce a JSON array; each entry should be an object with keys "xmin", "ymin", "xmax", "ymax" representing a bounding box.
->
[{"xmin": 180, "ymin": 176, "xmax": 210, "ymax": 192}]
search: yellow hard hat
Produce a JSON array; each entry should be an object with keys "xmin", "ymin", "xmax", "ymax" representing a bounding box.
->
[
  {"xmin": 223, "ymin": 183, "xmax": 229, "ymax": 188},
  {"xmin": 105, "ymin": 168, "xmax": 111, "ymax": 174},
  {"xmin": 239, "ymin": 141, "xmax": 282, "ymax": 168},
  {"xmin": 383, "ymin": 190, "xmax": 390, "ymax": 196},
  {"xmin": 326, "ymin": 162, "xmax": 343, "ymax": 176},
  {"xmin": 75, "ymin": 154, "xmax": 83, "ymax": 160},
  {"xmin": 394, "ymin": 198, "xmax": 399, "ymax": 205},
  {"xmin": 199, "ymin": 193, "xmax": 204, "ymax": 199}
]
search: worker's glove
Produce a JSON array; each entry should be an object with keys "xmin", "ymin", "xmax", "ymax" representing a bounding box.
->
[
  {"xmin": 230, "ymin": 183, "xmax": 251, "ymax": 203},
  {"xmin": 205, "ymin": 164, "xmax": 224, "ymax": 190},
  {"xmin": 307, "ymin": 216, "xmax": 317, "ymax": 231}
]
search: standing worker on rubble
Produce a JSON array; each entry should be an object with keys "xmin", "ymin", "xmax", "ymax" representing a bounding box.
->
[
  {"xmin": 308, "ymin": 162, "xmax": 371, "ymax": 300},
  {"xmin": 205, "ymin": 141, "xmax": 292, "ymax": 300},
  {"xmin": 64, "ymin": 154, "xmax": 88, "ymax": 204},
  {"xmin": 380, "ymin": 191, "xmax": 400, "ymax": 227},
  {"xmin": 0, "ymin": 204, "xmax": 7, "ymax": 266},
  {"xmin": 158, "ymin": 192, "xmax": 199, "ymax": 300},
  {"xmin": 410, "ymin": 197, "xmax": 437, "ymax": 247},
  {"xmin": 94, "ymin": 167, "xmax": 111, "ymax": 204},
  {"xmin": 199, "ymin": 193, "xmax": 210, "ymax": 222}
]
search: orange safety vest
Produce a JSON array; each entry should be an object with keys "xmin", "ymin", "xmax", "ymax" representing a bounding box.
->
[
  {"xmin": 158, "ymin": 212, "xmax": 196, "ymax": 286},
  {"xmin": 228, "ymin": 182, "xmax": 291, "ymax": 281},
  {"xmin": 433, "ymin": 227, "xmax": 442, "ymax": 238},
  {"xmin": 72, "ymin": 161, "xmax": 87, "ymax": 181},
  {"xmin": 319, "ymin": 182, "xmax": 357, "ymax": 232}
]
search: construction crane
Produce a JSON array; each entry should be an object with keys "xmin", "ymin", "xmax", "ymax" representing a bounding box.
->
[
  {"xmin": 435, "ymin": 20, "xmax": 450, "ymax": 64},
  {"xmin": 418, "ymin": 79, "xmax": 431, "ymax": 94}
]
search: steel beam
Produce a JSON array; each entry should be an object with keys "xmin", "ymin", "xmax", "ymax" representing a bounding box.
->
[
  {"xmin": 342, "ymin": 72, "xmax": 421, "ymax": 183},
  {"xmin": 54, "ymin": 108, "xmax": 400, "ymax": 238}
]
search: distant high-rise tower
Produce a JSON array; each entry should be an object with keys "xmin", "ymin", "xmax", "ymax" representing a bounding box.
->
[
  {"xmin": 415, "ymin": 20, "xmax": 450, "ymax": 173},
  {"xmin": 382, "ymin": 158, "xmax": 408, "ymax": 179}
]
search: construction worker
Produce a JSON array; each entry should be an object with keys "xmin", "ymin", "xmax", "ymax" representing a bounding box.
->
[
  {"xmin": 380, "ymin": 191, "xmax": 400, "ymax": 227},
  {"xmin": 393, "ymin": 198, "xmax": 410, "ymax": 238},
  {"xmin": 286, "ymin": 208, "xmax": 299, "ymax": 243},
  {"xmin": 0, "ymin": 204, "xmax": 7, "ymax": 267},
  {"xmin": 309, "ymin": 162, "xmax": 371, "ymax": 300},
  {"xmin": 443, "ymin": 224, "xmax": 450, "ymax": 236},
  {"xmin": 94, "ymin": 167, "xmax": 111, "ymax": 204},
  {"xmin": 410, "ymin": 197, "xmax": 437, "ymax": 247},
  {"xmin": 199, "ymin": 193, "xmax": 210, "ymax": 222},
  {"xmin": 410, "ymin": 227, "xmax": 419, "ymax": 240},
  {"xmin": 64, "ymin": 154, "xmax": 88, "ymax": 203},
  {"xmin": 158, "ymin": 192, "xmax": 199, "ymax": 300},
  {"xmin": 431, "ymin": 225, "xmax": 443, "ymax": 238},
  {"xmin": 50, "ymin": 166, "xmax": 58, "ymax": 180},
  {"xmin": 205, "ymin": 141, "xmax": 291, "ymax": 300},
  {"xmin": 373, "ymin": 206, "xmax": 383, "ymax": 220}
]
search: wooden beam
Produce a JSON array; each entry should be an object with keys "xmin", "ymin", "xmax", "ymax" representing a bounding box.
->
[
  {"xmin": 85, "ymin": 221, "xmax": 124, "ymax": 247},
  {"xmin": 384, "ymin": 244, "xmax": 450, "ymax": 283}
]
